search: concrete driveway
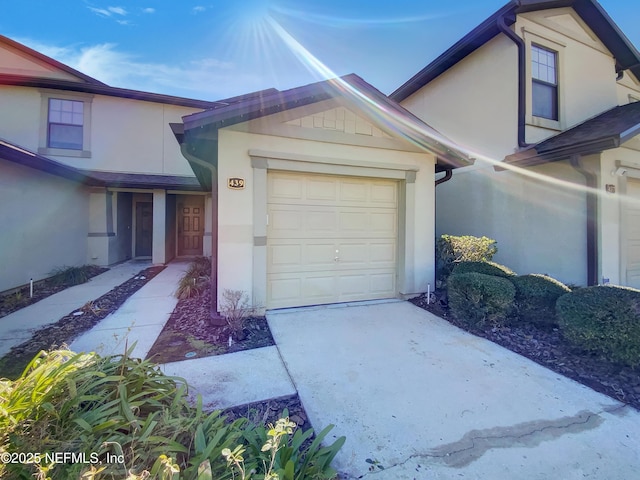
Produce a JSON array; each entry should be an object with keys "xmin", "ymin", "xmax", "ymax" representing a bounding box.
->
[{"xmin": 267, "ymin": 301, "xmax": 640, "ymax": 480}]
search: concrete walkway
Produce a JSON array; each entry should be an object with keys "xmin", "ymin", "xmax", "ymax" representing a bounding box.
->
[
  {"xmin": 267, "ymin": 301, "xmax": 640, "ymax": 480},
  {"xmin": 0, "ymin": 261, "xmax": 149, "ymax": 357},
  {"xmin": 69, "ymin": 261, "xmax": 190, "ymax": 359}
]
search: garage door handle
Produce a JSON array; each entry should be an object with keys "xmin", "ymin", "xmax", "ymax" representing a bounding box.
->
[{"xmin": 334, "ymin": 256, "xmax": 339, "ymax": 262}]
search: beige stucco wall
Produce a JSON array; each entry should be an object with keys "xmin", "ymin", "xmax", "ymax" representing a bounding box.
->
[
  {"xmin": 616, "ymin": 73, "xmax": 640, "ymax": 104},
  {"xmin": 436, "ymin": 160, "xmax": 588, "ymax": 285},
  {"xmin": 518, "ymin": 9, "xmax": 619, "ymax": 143},
  {"xmin": 215, "ymin": 121, "xmax": 436, "ymax": 308},
  {"xmin": 599, "ymin": 144, "xmax": 640, "ymax": 286},
  {"xmin": 401, "ymin": 34, "xmax": 519, "ymax": 162},
  {"xmin": 0, "ymin": 85, "xmax": 200, "ymax": 177},
  {"xmin": 402, "ymin": 6, "xmax": 636, "ymax": 286},
  {"xmin": 0, "ymin": 159, "xmax": 89, "ymax": 292}
]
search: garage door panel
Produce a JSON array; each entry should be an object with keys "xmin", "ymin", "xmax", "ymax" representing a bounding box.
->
[
  {"xmin": 267, "ymin": 172, "xmax": 398, "ymax": 308},
  {"xmin": 271, "ymin": 244, "xmax": 302, "ymax": 267},
  {"xmin": 270, "ymin": 176, "xmax": 303, "ymax": 201},
  {"xmin": 307, "ymin": 177, "xmax": 338, "ymax": 201}
]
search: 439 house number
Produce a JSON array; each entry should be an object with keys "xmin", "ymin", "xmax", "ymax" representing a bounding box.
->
[{"xmin": 227, "ymin": 177, "xmax": 245, "ymax": 190}]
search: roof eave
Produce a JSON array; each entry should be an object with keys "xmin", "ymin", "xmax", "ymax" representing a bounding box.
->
[{"xmin": 497, "ymin": 136, "xmax": 620, "ymax": 170}]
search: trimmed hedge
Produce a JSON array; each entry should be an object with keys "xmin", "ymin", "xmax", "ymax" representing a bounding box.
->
[
  {"xmin": 448, "ymin": 272, "xmax": 515, "ymax": 328},
  {"xmin": 556, "ymin": 285, "xmax": 640, "ymax": 367},
  {"xmin": 436, "ymin": 235, "xmax": 497, "ymax": 281},
  {"xmin": 452, "ymin": 261, "xmax": 516, "ymax": 278},
  {"xmin": 512, "ymin": 274, "xmax": 571, "ymax": 327}
]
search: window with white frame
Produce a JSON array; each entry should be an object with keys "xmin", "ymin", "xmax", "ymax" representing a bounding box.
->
[
  {"xmin": 47, "ymin": 98, "xmax": 84, "ymax": 150},
  {"xmin": 531, "ymin": 44, "xmax": 558, "ymax": 120}
]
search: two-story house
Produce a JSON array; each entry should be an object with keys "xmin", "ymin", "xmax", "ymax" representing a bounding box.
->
[
  {"xmin": 0, "ymin": 34, "xmax": 219, "ymax": 292},
  {"xmin": 392, "ymin": 0, "xmax": 640, "ymax": 289},
  {"xmin": 1, "ymin": 35, "xmax": 472, "ymax": 312}
]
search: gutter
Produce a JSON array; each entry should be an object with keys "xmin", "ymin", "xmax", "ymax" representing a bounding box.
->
[
  {"xmin": 570, "ymin": 155, "xmax": 599, "ymax": 286},
  {"xmin": 435, "ymin": 168, "xmax": 453, "ymax": 186},
  {"xmin": 178, "ymin": 141, "xmax": 227, "ymax": 326},
  {"xmin": 497, "ymin": 13, "xmax": 529, "ymax": 149}
]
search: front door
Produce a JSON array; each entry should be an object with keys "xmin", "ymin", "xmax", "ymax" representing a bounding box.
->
[
  {"xmin": 178, "ymin": 197, "xmax": 204, "ymax": 256},
  {"xmin": 135, "ymin": 202, "xmax": 153, "ymax": 257}
]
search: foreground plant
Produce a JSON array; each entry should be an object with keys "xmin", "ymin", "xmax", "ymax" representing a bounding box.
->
[{"xmin": 0, "ymin": 347, "xmax": 345, "ymax": 480}]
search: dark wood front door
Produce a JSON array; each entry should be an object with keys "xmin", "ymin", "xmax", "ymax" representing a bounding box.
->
[
  {"xmin": 178, "ymin": 197, "xmax": 204, "ymax": 256},
  {"xmin": 135, "ymin": 202, "xmax": 153, "ymax": 257}
]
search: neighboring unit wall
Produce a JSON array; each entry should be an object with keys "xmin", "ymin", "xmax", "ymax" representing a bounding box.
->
[
  {"xmin": 401, "ymin": 34, "xmax": 519, "ymax": 162},
  {"xmin": 616, "ymin": 73, "xmax": 640, "ymax": 104},
  {"xmin": 600, "ymin": 144, "xmax": 640, "ymax": 286},
  {"xmin": 518, "ymin": 8, "xmax": 619, "ymax": 142},
  {"xmin": 0, "ymin": 85, "xmax": 201, "ymax": 177},
  {"xmin": 436, "ymin": 160, "xmax": 588, "ymax": 285},
  {"xmin": 0, "ymin": 159, "xmax": 89, "ymax": 292}
]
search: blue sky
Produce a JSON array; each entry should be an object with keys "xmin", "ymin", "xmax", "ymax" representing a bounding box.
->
[{"xmin": 2, "ymin": 1, "xmax": 638, "ymax": 101}]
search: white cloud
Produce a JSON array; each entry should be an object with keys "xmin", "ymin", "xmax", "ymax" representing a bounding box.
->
[
  {"xmin": 142, "ymin": 8, "xmax": 155, "ymax": 14},
  {"xmin": 192, "ymin": 6, "xmax": 206, "ymax": 14},
  {"xmin": 108, "ymin": 6, "xmax": 127, "ymax": 16},
  {"xmin": 87, "ymin": 5, "xmax": 128, "ymax": 19},
  {"xmin": 17, "ymin": 39, "xmax": 263, "ymax": 100}
]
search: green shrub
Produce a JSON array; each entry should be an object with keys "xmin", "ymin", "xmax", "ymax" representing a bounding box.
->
[
  {"xmin": 436, "ymin": 235, "xmax": 498, "ymax": 281},
  {"xmin": 556, "ymin": 285, "xmax": 640, "ymax": 367},
  {"xmin": 447, "ymin": 272, "xmax": 515, "ymax": 328},
  {"xmin": 176, "ymin": 257, "xmax": 211, "ymax": 299},
  {"xmin": 452, "ymin": 261, "xmax": 515, "ymax": 278},
  {"xmin": 0, "ymin": 347, "xmax": 345, "ymax": 480},
  {"xmin": 48, "ymin": 265, "xmax": 96, "ymax": 286},
  {"xmin": 512, "ymin": 274, "xmax": 571, "ymax": 327}
]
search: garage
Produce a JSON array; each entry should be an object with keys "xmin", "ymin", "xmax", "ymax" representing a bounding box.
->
[
  {"xmin": 267, "ymin": 171, "xmax": 398, "ymax": 308},
  {"xmin": 625, "ymin": 179, "xmax": 640, "ymax": 289}
]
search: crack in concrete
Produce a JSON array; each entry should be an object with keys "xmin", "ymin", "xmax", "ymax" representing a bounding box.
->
[{"xmin": 356, "ymin": 406, "xmax": 623, "ymax": 478}]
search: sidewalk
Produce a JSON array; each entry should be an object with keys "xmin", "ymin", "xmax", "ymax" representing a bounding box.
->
[
  {"xmin": 1, "ymin": 260, "xmax": 296, "ymax": 412},
  {"xmin": 0, "ymin": 261, "xmax": 149, "ymax": 357}
]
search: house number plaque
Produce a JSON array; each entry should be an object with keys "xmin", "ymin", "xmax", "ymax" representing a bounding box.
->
[{"xmin": 227, "ymin": 177, "xmax": 245, "ymax": 190}]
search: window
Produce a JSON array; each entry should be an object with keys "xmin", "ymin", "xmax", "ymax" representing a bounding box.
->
[
  {"xmin": 48, "ymin": 98, "xmax": 84, "ymax": 150},
  {"xmin": 531, "ymin": 45, "xmax": 558, "ymax": 120}
]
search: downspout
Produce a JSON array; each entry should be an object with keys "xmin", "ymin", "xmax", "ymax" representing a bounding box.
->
[
  {"xmin": 497, "ymin": 14, "xmax": 529, "ymax": 148},
  {"xmin": 570, "ymin": 155, "xmax": 599, "ymax": 286},
  {"xmin": 435, "ymin": 168, "xmax": 453, "ymax": 186},
  {"xmin": 179, "ymin": 143, "xmax": 226, "ymax": 325}
]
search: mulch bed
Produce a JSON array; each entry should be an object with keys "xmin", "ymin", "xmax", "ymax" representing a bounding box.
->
[
  {"xmin": 224, "ymin": 394, "xmax": 309, "ymax": 428},
  {"xmin": 410, "ymin": 292, "xmax": 640, "ymax": 411},
  {"xmin": 0, "ymin": 266, "xmax": 109, "ymax": 319},
  {"xmin": 0, "ymin": 266, "xmax": 165, "ymax": 379},
  {"xmin": 146, "ymin": 288, "xmax": 275, "ymax": 364}
]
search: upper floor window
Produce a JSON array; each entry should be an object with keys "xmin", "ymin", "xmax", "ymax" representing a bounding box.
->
[
  {"xmin": 531, "ymin": 45, "xmax": 558, "ymax": 120},
  {"xmin": 48, "ymin": 98, "xmax": 84, "ymax": 150},
  {"xmin": 38, "ymin": 91, "xmax": 92, "ymax": 158}
]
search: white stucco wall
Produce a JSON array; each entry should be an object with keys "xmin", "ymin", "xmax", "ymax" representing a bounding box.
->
[
  {"xmin": 215, "ymin": 123, "xmax": 436, "ymax": 308},
  {"xmin": 0, "ymin": 159, "xmax": 89, "ymax": 292}
]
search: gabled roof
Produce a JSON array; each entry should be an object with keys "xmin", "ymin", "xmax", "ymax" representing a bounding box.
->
[
  {"xmin": 0, "ymin": 34, "xmax": 106, "ymax": 85},
  {"xmin": 0, "ymin": 139, "xmax": 204, "ymax": 190},
  {"xmin": 502, "ymin": 101, "xmax": 640, "ymax": 167},
  {"xmin": 0, "ymin": 34, "xmax": 256, "ymax": 109},
  {"xmin": 391, "ymin": 0, "xmax": 640, "ymax": 102},
  {"xmin": 181, "ymin": 73, "xmax": 472, "ymax": 173}
]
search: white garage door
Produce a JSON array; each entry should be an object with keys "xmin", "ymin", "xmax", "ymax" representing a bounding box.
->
[
  {"xmin": 267, "ymin": 171, "xmax": 398, "ymax": 309},
  {"xmin": 626, "ymin": 179, "xmax": 640, "ymax": 289}
]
